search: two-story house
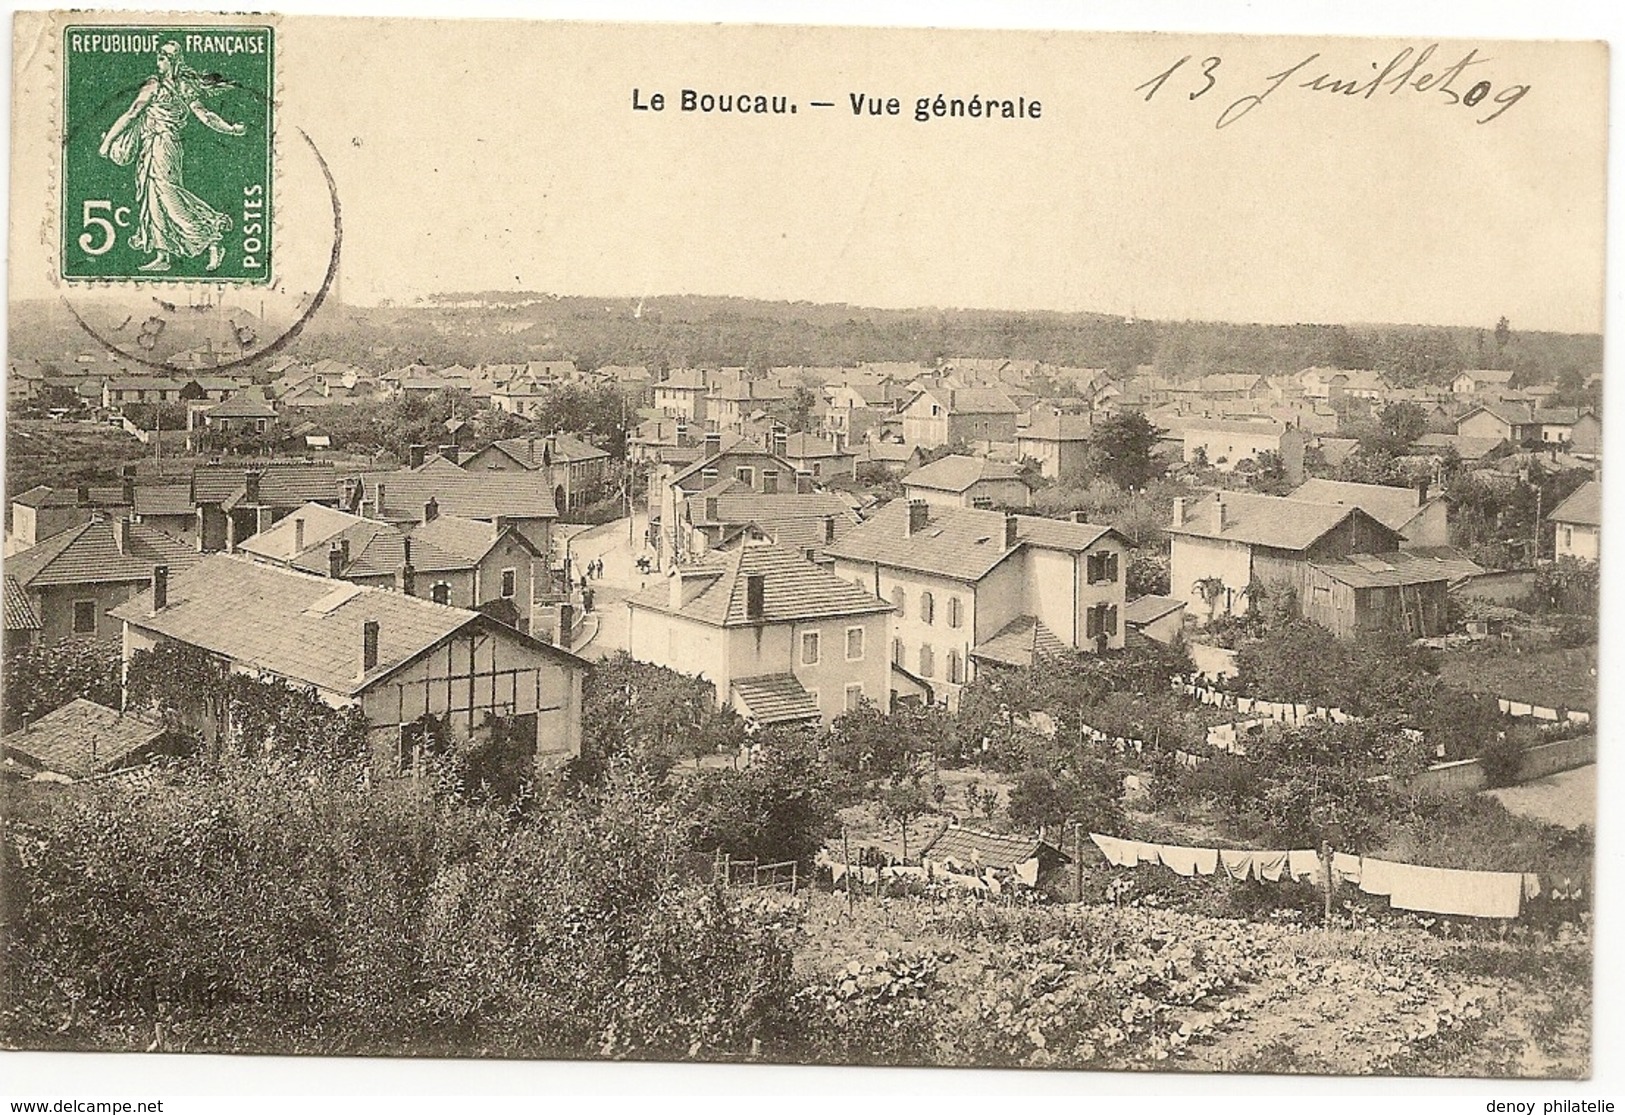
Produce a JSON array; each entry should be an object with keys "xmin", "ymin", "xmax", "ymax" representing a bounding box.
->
[
  {"xmin": 1288, "ymin": 479, "xmax": 1449, "ymax": 549},
  {"xmin": 459, "ymin": 433, "xmax": 614, "ymax": 514},
  {"xmin": 648, "ymin": 433, "xmax": 807, "ymax": 567},
  {"xmin": 900, "ymin": 387, "xmax": 1020, "ymax": 449},
  {"xmin": 112, "ymin": 555, "xmax": 586, "ymax": 777},
  {"xmin": 1166, "ymin": 490, "xmax": 1451, "ymax": 638},
  {"xmin": 827, "ymin": 502, "xmax": 1128, "ymax": 708},
  {"xmin": 1548, "ymin": 480, "xmax": 1600, "ymax": 561},
  {"xmin": 651, "ymin": 369, "xmax": 712, "ymax": 423},
  {"xmin": 626, "ymin": 542, "xmax": 905, "ymax": 725}
]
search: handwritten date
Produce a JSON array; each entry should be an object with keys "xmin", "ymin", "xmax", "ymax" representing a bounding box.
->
[{"xmin": 1138, "ymin": 44, "xmax": 1530, "ymax": 128}]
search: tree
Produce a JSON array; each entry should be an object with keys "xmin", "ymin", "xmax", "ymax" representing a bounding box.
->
[
  {"xmin": 1087, "ymin": 412, "xmax": 1163, "ymax": 490},
  {"xmin": 1495, "ymin": 315, "xmax": 1512, "ymax": 350},
  {"xmin": 1125, "ymin": 550, "xmax": 1170, "ymax": 597},
  {"xmin": 1192, "ymin": 576, "xmax": 1227, "ymax": 620},
  {"xmin": 1005, "ymin": 751, "xmax": 1123, "ymax": 838},
  {"xmin": 877, "ymin": 773, "xmax": 936, "ymax": 863},
  {"xmin": 2, "ymin": 640, "xmax": 122, "ymax": 732}
]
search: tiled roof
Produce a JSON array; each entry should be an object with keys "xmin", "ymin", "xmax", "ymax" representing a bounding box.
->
[
  {"xmin": 936, "ymin": 388, "xmax": 1019, "ymax": 414},
  {"xmin": 4, "ymin": 576, "xmax": 42, "ymax": 631},
  {"xmin": 1458, "ymin": 402, "xmax": 1535, "ymax": 430},
  {"xmin": 1, "ymin": 699, "xmax": 167, "ymax": 778},
  {"xmin": 1165, "ymin": 416, "xmax": 1290, "ymax": 437},
  {"xmin": 1409, "ymin": 433, "xmax": 1508, "ymax": 461},
  {"xmin": 1533, "ymin": 407, "xmax": 1582, "ymax": 425},
  {"xmin": 1289, "ymin": 479, "xmax": 1424, "ymax": 534},
  {"xmin": 1123, "ymin": 594, "xmax": 1186, "ymax": 625},
  {"xmin": 193, "ymin": 463, "xmax": 338, "ymax": 506},
  {"xmin": 628, "ymin": 542, "xmax": 892, "ymax": 627},
  {"xmin": 1167, "ymin": 491, "xmax": 1394, "ymax": 552},
  {"xmin": 1460, "ymin": 369, "xmax": 1516, "ymax": 385},
  {"xmin": 1019, "ymin": 415, "xmax": 1093, "ymax": 442},
  {"xmin": 858, "ymin": 441, "xmax": 919, "ymax": 463},
  {"xmin": 10, "ymin": 485, "xmax": 68, "ymax": 509},
  {"xmin": 657, "ymin": 368, "xmax": 710, "ymax": 390},
  {"xmin": 970, "ymin": 615, "xmax": 1068, "ymax": 668},
  {"xmin": 668, "ymin": 441, "xmax": 787, "ymax": 486},
  {"xmin": 357, "ymin": 469, "xmax": 559, "ymax": 521},
  {"xmin": 6, "ymin": 519, "xmax": 200, "ymax": 589},
  {"xmin": 729, "ymin": 674, "xmax": 821, "ymax": 724},
  {"xmin": 903, "ymin": 455, "xmax": 1028, "ymax": 493},
  {"xmin": 782, "ymin": 433, "xmax": 851, "ymax": 459},
  {"xmin": 826, "ymin": 504, "xmax": 1111, "ymax": 582},
  {"xmin": 110, "ymin": 554, "xmax": 580, "ymax": 697},
  {"xmin": 206, "ymin": 394, "xmax": 278, "ymax": 419},
  {"xmin": 132, "ymin": 483, "xmax": 195, "ymax": 518},
  {"xmin": 478, "ymin": 434, "xmax": 611, "ymax": 469},
  {"xmin": 241, "ymin": 504, "xmax": 474, "ymax": 577},
  {"xmin": 411, "ymin": 513, "xmax": 530, "ymax": 563},
  {"xmin": 1309, "ymin": 550, "xmax": 1471, "ymax": 590},
  {"xmin": 691, "ymin": 490, "xmax": 855, "ymax": 528},
  {"xmin": 1548, "ymin": 480, "xmax": 1601, "ymax": 527},
  {"xmin": 922, "ymin": 826, "xmax": 1065, "ymax": 870}
]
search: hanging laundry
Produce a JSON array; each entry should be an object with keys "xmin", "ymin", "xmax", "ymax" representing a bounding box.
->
[
  {"xmin": 830, "ymin": 861, "xmax": 848, "ymax": 886},
  {"xmin": 1090, "ymin": 832, "xmax": 1159, "ymax": 867},
  {"xmin": 1015, "ymin": 857, "xmax": 1041, "ymax": 886},
  {"xmin": 1254, "ymin": 850, "xmax": 1289, "ymax": 882},
  {"xmin": 1287, "ymin": 849, "xmax": 1321, "ymax": 881},
  {"xmin": 1219, "ymin": 849, "xmax": 1255, "ymax": 881},
  {"xmin": 1522, "ymin": 873, "xmax": 1541, "ymax": 901},
  {"xmin": 1156, "ymin": 845, "xmax": 1219, "ymax": 877},
  {"xmin": 1356, "ymin": 856, "xmax": 1402, "ymax": 897},
  {"xmin": 1332, "ymin": 852, "xmax": 1363, "ymax": 886},
  {"xmin": 1384, "ymin": 863, "xmax": 1523, "ymax": 919}
]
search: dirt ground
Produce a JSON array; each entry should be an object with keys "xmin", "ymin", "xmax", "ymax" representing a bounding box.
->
[
  {"xmin": 1437, "ymin": 644, "xmax": 1598, "ymax": 714},
  {"xmin": 1485, "ymin": 764, "xmax": 1596, "ymax": 830}
]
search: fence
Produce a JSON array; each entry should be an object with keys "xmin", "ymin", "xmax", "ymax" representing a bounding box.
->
[{"xmin": 711, "ymin": 851, "xmax": 800, "ymax": 893}]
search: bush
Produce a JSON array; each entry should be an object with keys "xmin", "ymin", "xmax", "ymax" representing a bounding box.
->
[
  {"xmin": 0, "ymin": 760, "xmax": 799, "ymax": 1058},
  {"xmin": 1477, "ymin": 734, "xmax": 1525, "ymax": 789},
  {"xmin": 1, "ymin": 641, "xmax": 122, "ymax": 732}
]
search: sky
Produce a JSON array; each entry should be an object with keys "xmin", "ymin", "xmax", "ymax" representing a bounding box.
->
[{"xmin": 9, "ymin": 15, "xmax": 1611, "ymax": 335}]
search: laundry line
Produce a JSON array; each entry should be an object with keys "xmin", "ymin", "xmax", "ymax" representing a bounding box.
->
[{"xmin": 1088, "ymin": 832, "xmax": 1538, "ymax": 920}]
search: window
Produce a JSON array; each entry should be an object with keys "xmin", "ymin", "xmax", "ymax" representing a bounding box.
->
[
  {"xmin": 811, "ymin": 462, "xmax": 822, "ymax": 476},
  {"xmin": 947, "ymin": 649, "xmax": 964, "ymax": 684},
  {"xmin": 763, "ymin": 469, "xmax": 779, "ymax": 494},
  {"xmin": 892, "ymin": 637, "xmax": 904, "ymax": 665},
  {"xmin": 801, "ymin": 630, "xmax": 820, "ymax": 665},
  {"xmin": 501, "ymin": 568, "xmax": 517, "ymax": 598},
  {"xmin": 431, "ymin": 581, "xmax": 451, "ymax": 605},
  {"xmin": 735, "ymin": 466, "xmax": 755, "ymax": 487},
  {"xmin": 946, "ymin": 596, "xmax": 962, "ymax": 628},
  {"xmin": 891, "ymin": 586, "xmax": 906, "ymax": 613},
  {"xmin": 1088, "ymin": 551, "xmax": 1121, "ymax": 584},
  {"xmin": 72, "ymin": 599, "xmax": 97, "ymax": 635},
  {"xmin": 920, "ymin": 590, "xmax": 935, "ymax": 625},
  {"xmin": 844, "ymin": 682, "xmax": 864, "ymax": 711},
  {"xmin": 971, "ymin": 496, "xmax": 993, "ymax": 510},
  {"xmin": 1563, "ymin": 526, "xmax": 1574, "ymax": 548},
  {"xmin": 398, "ymin": 720, "xmax": 427, "ymax": 774},
  {"xmin": 845, "ymin": 626, "xmax": 865, "ymax": 661},
  {"xmin": 1086, "ymin": 603, "xmax": 1119, "ymax": 640},
  {"xmin": 918, "ymin": 645, "xmax": 935, "ymax": 677}
]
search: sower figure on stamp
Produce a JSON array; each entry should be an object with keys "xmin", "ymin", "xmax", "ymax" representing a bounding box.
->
[{"xmin": 98, "ymin": 41, "xmax": 245, "ymax": 273}]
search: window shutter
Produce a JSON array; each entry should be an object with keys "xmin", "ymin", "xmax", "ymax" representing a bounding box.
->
[
  {"xmin": 1106, "ymin": 605, "xmax": 1119, "ymax": 636},
  {"xmin": 1108, "ymin": 553, "xmax": 1120, "ymax": 582},
  {"xmin": 1086, "ymin": 606, "xmax": 1100, "ymax": 638}
]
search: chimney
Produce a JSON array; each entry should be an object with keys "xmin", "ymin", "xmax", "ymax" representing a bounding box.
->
[
  {"xmin": 424, "ymin": 496, "xmax": 439, "ymax": 522},
  {"xmin": 701, "ymin": 467, "xmax": 719, "ymax": 486},
  {"xmin": 397, "ymin": 539, "xmax": 416, "ymax": 595},
  {"xmin": 111, "ymin": 516, "xmax": 128, "ymax": 555},
  {"xmin": 150, "ymin": 565, "xmax": 168, "ymax": 612},
  {"xmin": 77, "ymin": 484, "xmax": 90, "ymax": 504},
  {"xmin": 705, "ymin": 496, "xmax": 719, "ymax": 522},
  {"xmin": 557, "ymin": 602, "xmax": 574, "ymax": 644},
  {"xmin": 244, "ymin": 470, "xmax": 262, "ymax": 505},
  {"xmin": 772, "ymin": 427, "xmax": 788, "ymax": 458},
  {"xmin": 1070, "ymin": 510, "xmax": 1089, "ymax": 524},
  {"xmin": 375, "ymin": 482, "xmax": 387, "ymax": 519},
  {"xmin": 669, "ymin": 569, "xmax": 686, "ymax": 611},
  {"xmin": 704, "ymin": 431, "xmax": 722, "ymax": 457},
  {"xmin": 1415, "ymin": 477, "xmax": 1430, "ymax": 505},
  {"xmin": 823, "ymin": 515, "xmax": 836, "ymax": 544},
  {"xmin": 361, "ymin": 620, "xmax": 380, "ymax": 674},
  {"xmin": 329, "ymin": 542, "xmax": 344, "ymax": 578},
  {"xmin": 745, "ymin": 572, "xmax": 766, "ymax": 620},
  {"xmin": 122, "ymin": 474, "xmax": 135, "ymax": 505},
  {"xmin": 676, "ymin": 421, "xmax": 689, "ymax": 445},
  {"xmin": 1172, "ymin": 497, "xmax": 1187, "ymax": 528},
  {"xmin": 1213, "ymin": 490, "xmax": 1227, "ymax": 530},
  {"xmin": 340, "ymin": 538, "xmax": 351, "ymax": 567},
  {"xmin": 904, "ymin": 499, "xmax": 930, "ymax": 537},
  {"xmin": 527, "ymin": 435, "xmax": 537, "ymax": 464},
  {"xmin": 796, "ymin": 470, "xmax": 813, "ymax": 494},
  {"xmin": 294, "ymin": 517, "xmax": 306, "ymax": 552},
  {"xmin": 1004, "ymin": 513, "xmax": 1019, "ymax": 550},
  {"xmin": 544, "ymin": 435, "xmax": 557, "ymax": 466},
  {"xmin": 408, "ymin": 444, "xmax": 426, "ymax": 468},
  {"xmin": 438, "ymin": 444, "xmax": 459, "ymax": 465}
]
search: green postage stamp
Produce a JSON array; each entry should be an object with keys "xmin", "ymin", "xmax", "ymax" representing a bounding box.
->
[{"xmin": 60, "ymin": 24, "xmax": 274, "ymax": 284}]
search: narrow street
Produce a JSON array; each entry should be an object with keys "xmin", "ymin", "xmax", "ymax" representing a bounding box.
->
[{"xmin": 553, "ymin": 511, "xmax": 657, "ymax": 658}]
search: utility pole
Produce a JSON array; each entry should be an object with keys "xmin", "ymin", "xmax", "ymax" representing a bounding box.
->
[
  {"xmin": 1321, "ymin": 839, "xmax": 1334, "ymax": 932},
  {"xmin": 1073, "ymin": 822, "xmax": 1084, "ymax": 904}
]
